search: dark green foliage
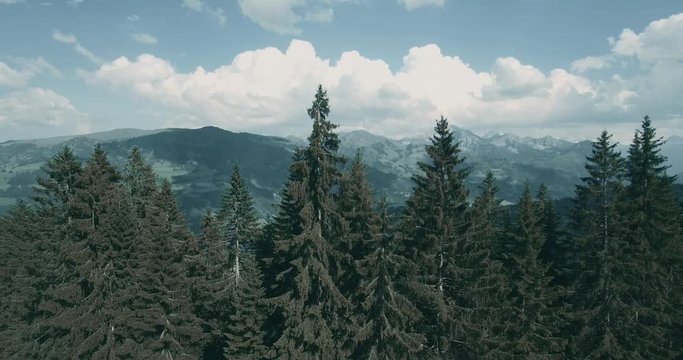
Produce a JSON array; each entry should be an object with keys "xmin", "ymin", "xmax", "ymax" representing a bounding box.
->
[
  {"xmin": 0, "ymin": 201, "xmax": 44, "ymax": 358},
  {"xmin": 219, "ymin": 162, "xmax": 260, "ymax": 290},
  {"xmin": 570, "ymin": 130, "xmax": 634, "ymax": 358},
  {"xmin": 32, "ymin": 146, "xmax": 82, "ymax": 222},
  {"xmin": 4, "ymin": 95, "xmax": 683, "ymax": 360},
  {"xmin": 122, "ymin": 146, "xmax": 157, "ymax": 219},
  {"xmin": 269, "ymin": 85, "xmax": 354, "ymax": 359},
  {"xmin": 400, "ymin": 116, "xmax": 470, "ymax": 356},
  {"xmin": 122, "ymin": 179, "xmax": 203, "ymax": 358},
  {"xmin": 450, "ymin": 172, "xmax": 510, "ymax": 358},
  {"xmin": 499, "ymin": 185, "xmax": 566, "ymax": 358},
  {"xmin": 334, "ymin": 151, "xmax": 378, "ymax": 306},
  {"xmin": 185, "ymin": 211, "xmax": 232, "ymax": 359},
  {"xmin": 352, "ymin": 199, "xmax": 426, "ymax": 360},
  {"xmin": 224, "ymin": 251, "xmax": 270, "ymax": 359},
  {"xmin": 619, "ymin": 116, "xmax": 681, "ymax": 358},
  {"xmin": 217, "ymin": 162, "xmax": 269, "ymax": 358}
]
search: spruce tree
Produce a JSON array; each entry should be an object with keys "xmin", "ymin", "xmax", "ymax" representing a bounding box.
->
[
  {"xmin": 32, "ymin": 144, "xmax": 123, "ymax": 358},
  {"xmin": 269, "ymin": 85, "xmax": 354, "ymax": 359},
  {"xmin": 224, "ymin": 250, "xmax": 270, "ymax": 359},
  {"xmin": 121, "ymin": 179, "xmax": 203, "ymax": 358},
  {"xmin": 217, "ymin": 162, "xmax": 269, "ymax": 358},
  {"xmin": 621, "ymin": 116, "xmax": 681, "ymax": 358},
  {"xmin": 570, "ymin": 130, "xmax": 633, "ymax": 358},
  {"xmin": 185, "ymin": 211, "xmax": 231, "ymax": 359},
  {"xmin": 499, "ymin": 185, "xmax": 566, "ymax": 358},
  {"xmin": 400, "ymin": 116, "xmax": 469, "ymax": 357},
  {"xmin": 122, "ymin": 146, "xmax": 157, "ymax": 219},
  {"xmin": 32, "ymin": 145, "xmax": 82, "ymax": 223},
  {"xmin": 0, "ymin": 201, "xmax": 44, "ymax": 358},
  {"xmin": 334, "ymin": 151, "xmax": 378, "ymax": 306},
  {"xmin": 218, "ymin": 162, "xmax": 260, "ymax": 292},
  {"xmin": 450, "ymin": 172, "xmax": 510, "ymax": 358},
  {"xmin": 353, "ymin": 199, "xmax": 426, "ymax": 359}
]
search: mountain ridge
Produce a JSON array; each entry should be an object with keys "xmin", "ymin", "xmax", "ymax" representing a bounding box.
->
[{"xmin": 1, "ymin": 125, "xmax": 681, "ymax": 230}]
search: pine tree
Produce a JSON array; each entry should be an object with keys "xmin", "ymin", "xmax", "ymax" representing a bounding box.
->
[
  {"xmin": 32, "ymin": 145, "xmax": 82, "ymax": 223},
  {"xmin": 0, "ymin": 201, "xmax": 44, "ymax": 358},
  {"xmin": 224, "ymin": 250, "xmax": 270, "ymax": 359},
  {"xmin": 536, "ymin": 184, "xmax": 567, "ymax": 282},
  {"xmin": 122, "ymin": 146, "xmax": 157, "ymax": 219},
  {"xmin": 185, "ymin": 211, "xmax": 231, "ymax": 359},
  {"xmin": 621, "ymin": 116, "xmax": 681, "ymax": 358},
  {"xmin": 218, "ymin": 162, "xmax": 260, "ymax": 292},
  {"xmin": 32, "ymin": 144, "xmax": 123, "ymax": 358},
  {"xmin": 499, "ymin": 185, "xmax": 566, "ymax": 358},
  {"xmin": 450, "ymin": 172, "xmax": 510, "ymax": 358},
  {"xmin": 334, "ymin": 151, "xmax": 378, "ymax": 306},
  {"xmin": 570, "ymin": 130, "xmax": 633, "ymax": 358},
  {"xmin": 352, "ymin": 199, "xmax": 426, "ymax": 359},
  {"xmin": 400, "ymin": 116, "xmax": 469, "ymax": 357},
  {"xmin": 120, "ymin": 179, "xmax": 203, "ymax": 358},
  {"xmin": 217, "ymin": 163, "xmax": 269, "ymax": 358},
  {"xmin": 269, "ymin": 85, "xmax": 354, "ymax": 359}
]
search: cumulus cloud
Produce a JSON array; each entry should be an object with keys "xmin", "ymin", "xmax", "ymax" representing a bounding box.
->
[
  {"xmin": 570, "ymin": 55, "xmax": 611, "ymax": 73},
  {"xmin": 181, "ymin": 0, "xmax": 226, "ymax": 26},
  {"xmin": 0, "ymin": 0, "xmax": 25, "ymax": 4},
  {"xmin": 0, "ymin": 88, "xmax": 90, "ymax": 140},
  {"xmin": 398, "ymin": 0, "xmax": 445, "ymax": 11},
  {"xmin": 0, "ymin": 57, "xmax": 60, "ymax": 88},
  {"xmin": 482, "ymin": 57, "xmax": 550, "ymax": 99},
  {"xmin": 78, "ymin": 12, "xmax": 683, "ymax": 141},
  {"xmin": 127, "ymin": 14, "xmax": 140, "ymax": 21},
  {"xmin": 237, "ymin": 0, "xmax": 341, "ymax": 34},
  {"xmin": 609, "ymin": 13, "xmax": 683, "ymax": 63},
  {"xmin": 131, "ymin": 33, "xmax": 159, "ymax": 45},
  {"xmin": 84, "ymin": 39, "xmax": 621, "ymax": 138},
  {"xmin": 52, "ymin": 30, "xmax": 102, "ymax": 65}
]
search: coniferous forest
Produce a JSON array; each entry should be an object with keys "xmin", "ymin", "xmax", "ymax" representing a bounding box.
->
[{"xmin": 1, "ymin": 86, "xmax": 682, "ymax": 359}]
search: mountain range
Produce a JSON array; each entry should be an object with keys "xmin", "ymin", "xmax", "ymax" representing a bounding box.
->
[{"xmin": 1, "ymin": 126, "xmax": 681, "ymax": 231}]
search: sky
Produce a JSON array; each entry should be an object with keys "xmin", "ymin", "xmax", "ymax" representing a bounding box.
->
[{"xmin": 1, "ymin": 0, "xmax": 682, "ymax": 142}]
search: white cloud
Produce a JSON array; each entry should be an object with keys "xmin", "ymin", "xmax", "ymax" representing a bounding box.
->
[
  {"xmin": 182, "ymin": 0, "xmax": 226, "ymax": 26},
  {"xmin": 570, "ymin": 55, "xmax": 611, "ymax": 73},
  {"xmin": 67, "ymin": 0, "xmax": 84, "ymax": 7},
  {"xmin": 482, "ymin": 57, "xmax": 550, "ymax": 100},
  {"xmin": 52, "ymin": 30, "xmax": 77, "ymax": 44},
  {"xmin": 127, "ymin": 14, "xmax": 140, "ymax": 21},
  {"xmin": 0, "ymin": 88, "xmax": 90, "ymax": 140},
  {"xmin": 0, "ymin": 0, "xmax": 25, "ymax": 4},
  {"xmin": 0, "ymin": 57, "xmax": 60, "ymax": 88},
  {"xmin": 80, "ymin": 12, "xmax": 683, "ymax": 141},
  {"xmin": 131, "ymin": 33, "xmax": 159, "ymax": 45},
  {"xmin": 238, "ymin": 0, "xmax": 345, "ymax": 34},
  {"xmin": 84, "ymin": 40, "xmax": 619, "ymax": 139},
  {"xmin": 52, "ymin": 30, "xmax": 102, "ymax": 65},
  {"xmin": 398, "ymin": 0, "xmax": 445, "ymax": 11},
  {"xmin": 609, "ymin": 13, "xmax": 683, "ymax": 63}
]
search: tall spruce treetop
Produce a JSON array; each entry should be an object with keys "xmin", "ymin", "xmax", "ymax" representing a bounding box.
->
[
  {"xmin": 32, "ymin": 146, "xmax": 82, "ymax": 221},
  {"xmin": 270, "ymin": 86, "xmax": 354, "ymax": 359},
  {"xmin": 123, "ymin": 147, "xmax": 157, "ymax": 219},
  {"xmin": 400, "ymin": 116, "xmax": 470, "ymax": 356},
  {"xmin": 334, "ymin": 151, "xmax": 378, "ymax": 305},
  {"xmin": 570, "ymin": 131, "xmax": 633, "ymax": 358},
  {"xmin": 623, "ymin": 116, "xmax": 681, "ymax": 358},
  {"xmin": 450, "ymin": 172, "xmax": 509, "ymax": 358},
  {"xmin": 353, "ymin": 198, "xmax": 426, "ymax": 360}
]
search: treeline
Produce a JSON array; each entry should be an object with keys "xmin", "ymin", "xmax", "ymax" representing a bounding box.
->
[{"xmin": 1, "ymin": 86, "xmax": 682, "ymax": 359}]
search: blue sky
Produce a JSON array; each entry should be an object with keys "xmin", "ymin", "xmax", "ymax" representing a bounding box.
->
[{"xmin": 1, "ymin": 0, "xmax": 682, "ymax": 142}]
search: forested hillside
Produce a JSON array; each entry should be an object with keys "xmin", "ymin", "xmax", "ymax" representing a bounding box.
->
[{"xmin": 1, "ymin": 86, "xmax": 681, "ymax": 359}]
